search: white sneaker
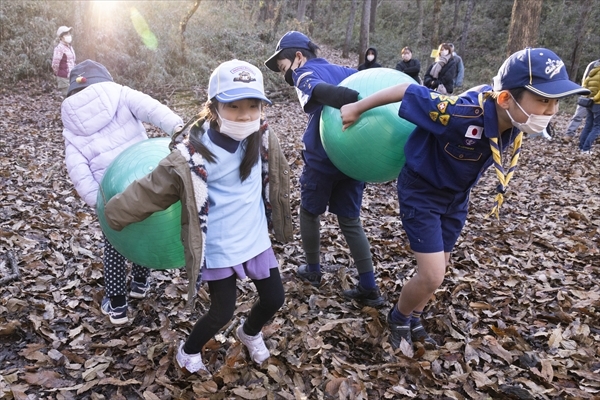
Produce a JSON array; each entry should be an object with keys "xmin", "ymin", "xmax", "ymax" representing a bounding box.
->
[
  {"xmin": 236, "ymin": 325, "xmax": 270, "ymax": 364},
  {"xmin": 581, "ymin": 150, "xmax": 593, "ymax": 154},
  {"xmin": 176, "ymin": 342, "xmax": 209, "ymax": 374}
]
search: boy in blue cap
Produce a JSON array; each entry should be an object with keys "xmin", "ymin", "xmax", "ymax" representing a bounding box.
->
[
  {"xmin": 264, "ymin": 31, "xmax": 383, "ymax": 307},
  {"xmin": 341, "ymin": 48, "xmax": 589, "ymax": 349}
]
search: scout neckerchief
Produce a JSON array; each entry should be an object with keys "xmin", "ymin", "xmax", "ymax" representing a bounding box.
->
[{"xmin": 478, "ymin": 92, "xmax": 524, "ymax": 219}]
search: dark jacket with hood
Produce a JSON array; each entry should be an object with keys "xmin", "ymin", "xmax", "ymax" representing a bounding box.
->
[{"xmin": 358, "ymin": 47, "xmax": 382, "ymax": 71}]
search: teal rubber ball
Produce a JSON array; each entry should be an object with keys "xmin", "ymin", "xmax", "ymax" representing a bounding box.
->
[
  {"xmin": 320, "ymin": 68, "xmax": 416, "ymax": 183},
  {"xmin": 96, "ymin": 138, "xmax": 185, "ymax": 270}
]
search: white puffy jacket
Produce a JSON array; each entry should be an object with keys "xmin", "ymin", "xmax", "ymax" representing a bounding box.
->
[{"xmin": 61, "ymin": 82, "xmax": 183, "ymax": 207}]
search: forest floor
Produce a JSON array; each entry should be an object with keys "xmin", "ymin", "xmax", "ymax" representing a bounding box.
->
[{"xmin": 1, "ymin": 46, "xmax": 599, "ymax": 400}]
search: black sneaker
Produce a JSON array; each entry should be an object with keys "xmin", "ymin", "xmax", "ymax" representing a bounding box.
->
[
  {"xmin": 342, "ymin": 284, "xmax": 385, "ymax": 307},
  {"xmin": 297, "ymin": 264, "xmax": 322, "ymax": 287},
  {"xmin": 386, "ymin": 309, "xmax": 412, "ymax": 349},
  {"xmin": 411, "ymin": 319, "xmax": 438, "ymax": 347},
  {"xmin": 101, "ymin": 297, "xmax": 128, "ymax": 325}
]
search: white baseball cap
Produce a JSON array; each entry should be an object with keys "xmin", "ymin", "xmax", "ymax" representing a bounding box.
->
[
  {"xmin": 56, "ymin": 26, "xmax": 72, "ymax": 38},
  {"xmin": 208, "ymin": 60, "xmax": 271, "ymax": 104}
]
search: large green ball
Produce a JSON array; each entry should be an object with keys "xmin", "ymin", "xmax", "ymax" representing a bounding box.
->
[
  {"xmin": 320, "ymin": 68, "xmax": 416, "ymax": 183},
  {"xmin": 96, "ymin": 138, "xmax": 185, "ymax": 270}
]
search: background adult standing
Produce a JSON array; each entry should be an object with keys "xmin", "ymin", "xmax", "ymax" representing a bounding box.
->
[
  {"xmin": 578, "ymin": 59, "xmax": 600, "ymax": 154},
  {"xmin": 423, "ymin": 43, "xmax": 457, "ymax": 94},
  {"xmin": 52, "ymin": 26, "xmax": 76, "ymax": 97},
  {"xmin": 565, "ymin": 57, "xmax": 600, "ymax": 139},
  {"xmin": 358, "ymin": 47, "xmax": 382, "ymax": 71},
  {"xmin": 395, "ymin": 47, "xmax": 421, "ymax": 83},
  {"xmin": 448, "ymin": 43, "xmax": 464, "ymax": 91}
]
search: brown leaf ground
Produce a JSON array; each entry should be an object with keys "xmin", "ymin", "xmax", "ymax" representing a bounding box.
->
[{"xmin": 1, "ymin": 48, "xmax": 599, "ymax": 399}]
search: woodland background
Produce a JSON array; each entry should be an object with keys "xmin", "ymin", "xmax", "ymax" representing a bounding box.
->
[{"xmin": 1, "ymin": 0, "xmax": 599, "ymax": 399}]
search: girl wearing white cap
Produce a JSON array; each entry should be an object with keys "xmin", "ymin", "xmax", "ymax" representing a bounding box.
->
[
  {"xmin": 103, "ymin": 59, "xmax": 293, "ymax": 373},
  {"xmin": 52, "ymin": 26, "xmax": 76, "ymax": 96}
]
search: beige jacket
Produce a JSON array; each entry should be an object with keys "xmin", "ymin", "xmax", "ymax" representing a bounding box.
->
[{"xmin": 102, "ymin": 124, "xmax": 292, "ymax": 304}]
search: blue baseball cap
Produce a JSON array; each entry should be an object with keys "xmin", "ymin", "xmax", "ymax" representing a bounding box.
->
[
  {"xmin": 208, "ymin": 59, "xmax": 271, "ymax": 104},
  {"xmin": 265, "ymin": 31, "xmax": 312, "ymax": 72},
  {"xmin": 492, "ymin": 48, "xmax": 590, "ymax": 98}
]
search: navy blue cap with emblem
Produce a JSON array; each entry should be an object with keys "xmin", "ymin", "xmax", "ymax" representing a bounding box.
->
[
  {"xmin": 265, "ymin": 31, "xmax": 312, "ymax": 72},
  {"xmin": 492, "ymin": 48, "xmax": 590, "ymax": 99}
]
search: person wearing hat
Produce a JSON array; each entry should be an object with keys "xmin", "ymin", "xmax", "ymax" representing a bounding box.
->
[
  {"xmin": 52, "ymin": 26, "xmax": 76, "ymax": 96},
  {"xmin": 564, "ymin": 58, "xmax": 600, "ymax": 140},
  {"xmin": 341, "ymin": 48, "xmax": 589, "ymax": 350},
  {"xmin": 264, "ymin": 31, "xmax": 384, "ymax": 308},
  {"xmin": 578, "ymin": 59, "xmax": 600, "ymax": 154},
  {"xmin": 102, "ymin": 59, "xmax": 292, "ymax": 373},
  {"xmin": 61, "ymin": 59, "xmax": 184, "ymax": 325}
]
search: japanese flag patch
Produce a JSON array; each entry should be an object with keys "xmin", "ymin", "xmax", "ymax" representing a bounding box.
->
[{"xmin": 465, "ymin": 125, "xmax": 483, "ymax": 139}]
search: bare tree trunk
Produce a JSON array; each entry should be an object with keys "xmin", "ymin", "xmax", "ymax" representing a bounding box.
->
[
  {"xmin": 369, "ymin": 0, "xmax": 377, "ymax": 34},
  {"xmin": 459, "ymin": 0, "xmax": 475, "ymax": 57},
  {"xmin": 342, "ymin": 0, "xmax": 358, "ymax": 59},
  {"xmin": 358, "ymin": 0, "xmax": 371, "ymax": 65},
  {"xmin": 416, "ymin": 0, "xmax": 423, "ymax": 50},
  {"xmin": 179, "ymin": 0, "xmax": 201, "ymax": 62},
  {"xmin": 259, "ymin": 0, "xmax": 276, "ymax": 22},
  {"xmin": 506, "ymin": 0, "xmax": 543, "ymax": 56},
  {"xmin": 568, "ymin": 0, "xmax": 593, "ymax": 80},
  {"xmin": 297, "ymin": 0, "xmax": 308, "ymax": 22},
  {"xmin": 273, "ymin": 0, "xmax": 288, "ymax": 36},
  {"xmin": 452, "ymin": 0, "xmax": 460, "ymax": 38},
  {"xmin": 431, "ymin": 0, "xmax": 442, "ymax": 48},
  {"xmin": 308, "ymin": 0, "xmax": 318, "ymax": 36},
  {"xmin": 76, "ymin": 1, "xmax": 96, "ymax": 60}
]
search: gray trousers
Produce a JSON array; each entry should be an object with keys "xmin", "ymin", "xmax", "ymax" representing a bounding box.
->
[{"xmin": 565, "ymin": 105, "xmax": 588, "ymax": 136}]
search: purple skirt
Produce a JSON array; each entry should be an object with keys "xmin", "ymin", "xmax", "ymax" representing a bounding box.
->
[{"xmin": 201, "ymin": 247, "xmax": 278, "ymax": 282}]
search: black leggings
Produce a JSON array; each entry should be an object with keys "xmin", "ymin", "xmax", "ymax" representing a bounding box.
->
[
  {"xmin": 103, "ymin": 235, "xmax": 150, "ymax": 297},
  {"xmin": 184, "ymin": 267, "xmax": 285, "ymax": 354}
]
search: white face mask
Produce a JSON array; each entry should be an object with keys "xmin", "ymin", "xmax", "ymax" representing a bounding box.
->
[
  {"xmin": 439, "ymin": 50, "xmax": 449, "ymax": 57},
  {"xmin": 366, "ymin": 55, "xmax": 375, "ymax": 62},
  {"xmin": 63, "ymin": 35, "xmax": 72, "ymax": 44},
  {"xmin": 216, "ymin": 112, "xmax": 260, "ymax": 141},
  {"xmin": 506, "ymin": 94, "xmax": 553, "ymax": 135}
]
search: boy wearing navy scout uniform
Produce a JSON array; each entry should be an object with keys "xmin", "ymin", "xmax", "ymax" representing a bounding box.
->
[
  {"xmin": 341, "ymin": 48, "xmax": 589, "ymax": 349},
  {"xmin": 265, "ymin": 31, "xmax": 384, "ymax": 307}
]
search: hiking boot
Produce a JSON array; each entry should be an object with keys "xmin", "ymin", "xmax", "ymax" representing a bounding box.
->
[
  {"xmin": 236, "ymin": 325, "xmax": 270, "ymax": 364},
  {"xmin": 387, "ymin": 309, "xmax": 412, "ymax": 349},
  {"xmin": 101, "ymin": 297, "xmax": 128, "ymax": 325},
  {"xmin": 297, "ymin": 264, "xmax": 322, "ymax": 287},
  {"xmin": 176, "ymin": 342, "xmax": 210, "ymax": 374},
  {"xmin": 342, "ymin": 284, "xmax": 385, "ymax": 307},
  {"xmin": 129, "ymin": 279, "xmax": 150, "ymax": 299},
  {"xmin": 411, "ymin": 319, "xmax": 438, "ymax": 347}
]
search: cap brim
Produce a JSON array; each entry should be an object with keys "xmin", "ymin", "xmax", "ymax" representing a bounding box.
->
[
  {"xmin": 215, "ymin": 88, "xmax": 272, "ymax": 105},
  {"xmin": 526, "ymin": 80, "xmax": 591, "ymax": 99},
  {"xmin": 265, "ymin": 50, "xmax": 283, "ymax": 72}
]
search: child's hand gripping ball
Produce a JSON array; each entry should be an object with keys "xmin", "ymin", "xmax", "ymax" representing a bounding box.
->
[{"xmin": 320, "ymin": 68, "xmax": 416, "ymax": 183}]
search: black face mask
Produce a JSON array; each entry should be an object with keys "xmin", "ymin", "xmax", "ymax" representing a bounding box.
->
[{"xmin": 284, "ymin": 68, "xmax": 295, "ymax": 86}]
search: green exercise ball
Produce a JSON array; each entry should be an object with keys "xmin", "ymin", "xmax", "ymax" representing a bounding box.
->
[
  {"xmin": 320, "ymin": 68, "xmax": 416, "ymax": 183},
  {"xmin": 96, "ymin": 137, "xmax": 185, "ymax": 270}
]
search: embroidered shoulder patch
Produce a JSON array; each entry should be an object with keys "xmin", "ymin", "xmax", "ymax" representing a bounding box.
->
[
  {"xmin": 439, "ymin": 114, "xmax": 450, "ymax": 126},
  {"xmin": 437, "ymin": 101, "xmax": 448, "ymax": 113},
  {"xmin": 429, "ymin": 111, "xmax": 439, "ymax": 122},
  {"xmin": 440, "ymin": 95, "xmax": 458, "ymax": 104}
]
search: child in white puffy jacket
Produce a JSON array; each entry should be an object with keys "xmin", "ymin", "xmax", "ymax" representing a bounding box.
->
[{"xmin": 61, "ymin": 59, "xmax": 183, "ymax": 325}]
